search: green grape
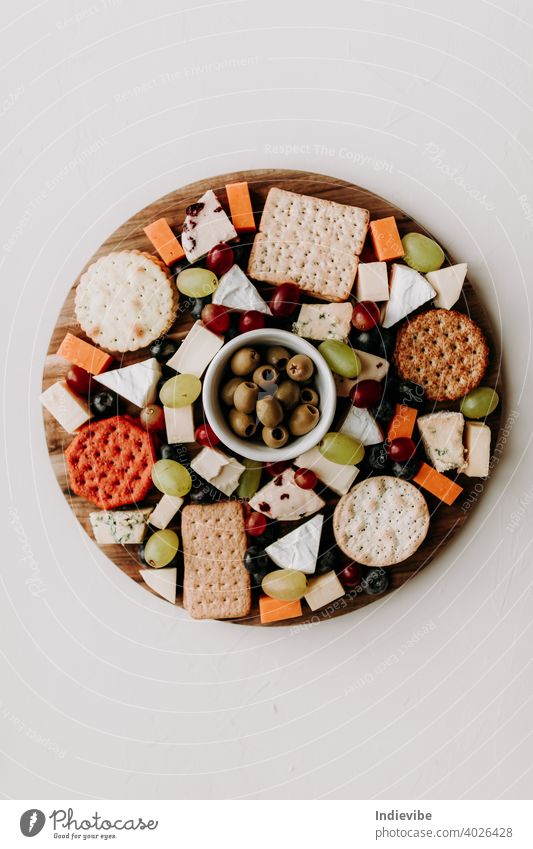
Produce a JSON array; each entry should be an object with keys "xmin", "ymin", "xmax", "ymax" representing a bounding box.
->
[
  {"xmin": 152, "ymin": 459, "xmax": 192, "ymax": 496},
  {"xmin": 159, "ymin": 374, "xmax": 201, "ymax": 408},
  {"xmin": 402, "ymin": 232, "xmax": 444, "ymax": 273},
  {"xmin": 176, "ymin": 268, "xmax": 218, "ymax": 298},
  {"xmin": 236, "ymin": 458, "xmax": 263, "ymax": 499},
  {"xmin": 319, "ymin": 432, "xmax": 365, "ymax": 465},
  {"xmin": 144, "ymin": 529, "xmax": 179, "ymax": 568},
  {"xmin": 262, "ymin": 569, "xmax": 307, "ymax": 601},
  {"xmin": 460, "ymin": 387, "xmax": 499, "ymax": 419},
  {"xmin": 318, "ymin": 340, "xmax": 361, "ymax": 378}
]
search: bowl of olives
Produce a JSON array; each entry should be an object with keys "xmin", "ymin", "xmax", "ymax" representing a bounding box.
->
[{"xmin": 203, "ymin": 329, "xmax": 336, "ymax": 462}]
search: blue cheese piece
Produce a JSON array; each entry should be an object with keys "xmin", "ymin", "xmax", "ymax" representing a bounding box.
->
[
  {"xmin": 340, "ymin": 406, "xmax": 383, "ymax": 446},
  {"xmin": 212, "ymin": 264, "xmax": 272, "ymax": 314},
  {"xmin": 295, "ymin": 447, "xmax": 358, "ymax": 496},
  {"xmin": 89, "ymin": 509, "xmax": 150, "ymax": 544},
  {"xmin": 382, "ymin": 264, "xmax": 436, "ymax": 328},
  {"xmin": 40, "ymin": 380, "xmax": 91, "ymax": 433},
  {"xmin": 140, "ymin": 567, "xmax": 177, "ymax": 604},
  {"xmin": 293, "ymin": 303, "xmax": 352, "ymax": 341},
  {"xmin": 417, "ymin": 411, "xmax": 466, "ymax": 473},
  {"xmin": 265, "ymin": 515, "xmax": 323, "ymax": 574},
  {"xmin": 426, "ymin": 263, "xmax": 467, "ymax": 310},
  {"xmin": 93, "ymin": 357, "xmax": 161, "ymax": 407},
  {"xmin": 149, "ymin": 494, "xmax": 184, "ymax": 529},
  {"xmin": 249, "ymin": 468, "xmax": 325, "ymax": 520},
  {"xmin": 304, "ymin": 570, "xmax": 345, "ymax": 611},
  {"xmin": 190, "ymin": 446, "xmax": 245, "ymax": 496},
  {"xmin": 181, "ymin": 190, "xmax": 237, "ymax": 263},
  {"xmin": 164, "ymin": 405, "xmax": 195, "ymax": 443},
  {"xmin": 166, "ymin": 320, "xmax": 224, "ymax": 378}
]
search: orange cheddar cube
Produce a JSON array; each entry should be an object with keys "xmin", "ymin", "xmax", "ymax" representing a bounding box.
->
[
  {"xmin": 225, "ymin": 181, "xmax": 256, "ymax": 233},
  {"xmin": 387, "ymin": 404, "xmax": 418, "ymax": 440},
  {"xmin": 144, "ymin": 217, "xmax": 185, "ymax": 266},
  {"xmin": 259, "ymin": 595, "xmax": 302, "ymax": 624},
  {"xmin": 369, "ymin": 216, "xmax": 404, "ymax": 262},
  {"xmin": 57, "ymin": 333, "xmax": 113, "ymax": 375},
  {"xmin": 413, "ymin": 463, "xmax": 463, "ymax": 506}
]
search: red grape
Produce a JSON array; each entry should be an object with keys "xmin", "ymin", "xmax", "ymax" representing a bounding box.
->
[
  {"xmin": 195, "ymin": 422, "xmax": 220, "ymax": 447},
  {"xmin": 239, "ymin": 310, "xmax": 265, "ymax": 333},
  {"xmin": 245, "ymin": 511, "xmax": 267, "ymax": 538},
  {"xmin": 339, "ymin": 562, "xmax": 363, "ymax": 588},
  {"xmin": 265, "ymin": 460, "xmax": 290, "ymax": 477},
  {"xmin": 387, "ymin": 437, "xmax": 416, "ymax": 462},
  {"xmin": 206, "ymin": 243, "xmax": 234, "ymax": 276},
  {"xmin": 352, "ymin": 301, "xmax": 380, "ymax": 331},
  {"xmin": 294, "ymin": 468, "xmax": 318, "ymax": 490},
  {"xmin": 66, "ymin": 365, "xmax": 91, "ymax": 397},
  {"xmin": 349, "ymin": 379, "xmax": 382, "ymax": 408},
  {"xmin": 201, "ymin": 303, "xmax": 230, "ymax": 334},
  {"xmin": 140, "ymin": 404, "xmax": 166, "ymax": 432},
  {"xmin": 269, "ymin": 282, "xmax": 301, "ymax": 317}
]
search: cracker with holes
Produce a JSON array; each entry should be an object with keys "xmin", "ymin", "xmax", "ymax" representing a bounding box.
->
[
  {"xmin": 75, "ymin": 250, "xmax": 178, "ymax": 352},
  {"xmin": 333, "ymin": 476, "xmax": 430, "ymax": 567},
  {"xmin": 394, "ymin": 309, "xmax": 489, "ymax": 401},
  {"xmin": 65, "ymin": 416, "xmax": 156, "ymax": 509},
  {"xmin": 181, "ymin": 501, "xmax": 251, "ymax": 620},
  {"xmin": 247, "ymin": 187, "xmax": 369, "ymax": 302}
]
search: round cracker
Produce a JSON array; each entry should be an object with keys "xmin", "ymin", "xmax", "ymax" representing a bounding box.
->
[
  {"xmin": 333, "ymin": 476, "xmax": 430, "ymax": 567},
  {"xmin": 75, "ymin": 250, "xmax": 178, "ymax": 352}
]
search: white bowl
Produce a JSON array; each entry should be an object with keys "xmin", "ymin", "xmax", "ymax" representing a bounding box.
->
[{"xmin": 202, "ymin": 328, "xmax": 336, "ymax": 463}]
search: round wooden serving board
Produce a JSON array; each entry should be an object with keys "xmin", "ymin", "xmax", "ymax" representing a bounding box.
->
[{"xmin": 41, "ymin": 169, "xmax": 502, "ymax": 626}]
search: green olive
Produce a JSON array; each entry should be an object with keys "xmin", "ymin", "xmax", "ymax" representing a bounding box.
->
[
  {"xmin": 286, "ymin": 353, "xmax": 314, "ymax": 382},
  {"xmin": 220, "ymin": 377, "xmax": 242, "ymax": 406},
  {"xmin": 275, "ymin": 379, "xmax": 300, "ymax": 410},
  {"xmin": 289, "ymin": 404, "xmax": 320, "ymax": 436},
  {"xmin": 252, "ymin": 364, "xmax": 279, "ymax": 390},
  {"xmin": 256, "ymin": 396, "xmax": 283, "ymax": 428},
  {"xmin": 266, "ymin": 346, "xmax": 291, "ymax": 370},
  {"xmin": 229, "ymin": 408, "xmax": 256, "ymax": 438},
  {"xmin": 233, "ymin": 381, "xmax": 259, "ymax": 414},
  {"xmin": 300, "ymin": 386, "xmax": 319, "ymax": 406},
  {"xmin": 262, "ymin": 425, "xmax": 289, "ymax": 448},
  {"xmin": 230, "ymin": 347, "xmax": 261, "ymax": 376}
]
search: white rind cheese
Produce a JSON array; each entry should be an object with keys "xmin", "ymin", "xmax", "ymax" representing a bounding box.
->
[
  {"xmin": 417, "ymin": 411, "xmax": 466, "ymax": 473},
  {"xmin": 265, "ymin": 515, "xmax": 323, "ymax": 574},
  {"xmin": 212, "ymin": 265, "xmax": 272, "ymax": 314},
  {"xmin": 463, "ymin": 421, "xmax": 490, "ymax": 477},
  {"xmin": 166, "ymin": 320, "xmax": 224, "ymax": 378},
  {"xmin": 426, "ymin": 263, "xmax": 467, "ymax": 310},
  {"xmin": 93, "ymin": 357, "xmax": 161, "ymax": 407},
  {"xmin": 304, "ymin": 571, "xmax": 345, "ymax": 611},
  {"xmin": 149, "ymin": 494, "xmax": 184, "ymax": 529},
  {"xmin": 356, "ymin": 261, "xmax": 389, "ymax": 302},
  {"xmin": 340, "ymin": 406, "xmax": 383, "ymax": 446},
  {"xmin": 164, "ymin": 405, "xmax": 195, "ymax": 443},
  {"xmin": 140, "ymin": 567, "xmax": 177, "ymax": 604},
  {"xmin": 382, "ymin": 264, "xmax": 436, "ymax": 328},
  {"xmin": 181, "ymin": 190, "xmax": 237, "ymax": 262},
  {"xmin": 190, "ymin": 446, "xmax": 245, "ymax": 496},
  {"xmin": 249, "ymin": 468, "xmax": 325, "ymax": 520},
  {"xmin": 294, "ymin": 447, "xmax": 359, "ymax": 495},
  {"xmin": 89, "ymin": 510, "xmax": 150, "ymax": 544},
  {"xmin": 40, "ymin": 380, "xmax": 91, "ymax": 433},
  {"xmin": 293, "ymin": 303, "xmax": 352, "ymax": 341}
]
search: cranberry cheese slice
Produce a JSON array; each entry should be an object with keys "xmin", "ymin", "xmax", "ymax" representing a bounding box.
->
[
  {"xmin": 249, "ymin": 468, "xmax": 325, "ymax": 520},
  {"xmin": 181, "ymin": 190, "xmax": 237, "ymax": 263}
]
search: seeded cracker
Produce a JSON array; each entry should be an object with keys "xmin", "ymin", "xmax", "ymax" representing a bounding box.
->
[
  {"xmin": 181, "ymin": 501, "xmax": 251, "ymax": 620},
  {"xmin": 333, "ymin": 476, "xmax": 430, "ymax": 567}
]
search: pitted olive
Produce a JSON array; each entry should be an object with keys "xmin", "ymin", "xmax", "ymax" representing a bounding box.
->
[
  {"xmin": 229, "ymin": 409, "xmax": 257, "ymax": 438},
  {"xmin": 256, "ymin": 396, "xmax": 283, "ymax": 428},
  {"xmin": 230, "ymin": 347, "xmax": 261, "ymax": 376},
  {"xmin": 300, "ymin": 387, "xmax": 319, "ymax": 406},
  {"xmin": 265, "ymin": 345, "xmax": 290, "ymax": 370},
  {"xmin": 288, "ymin": 403, "xmax": 320, "ymax": 436},
  {"xmin": 275, "ymin": 379, "xmax": 300, "ymax": 410},
  {"xmin": 286, "ymin": 354, "xmax": 314, "ymax": 382},
  {"xmin": 262, "ymin": 425, "xmax": 289, "ymax": 448},
  {"xmin": 220, "ymin": 377, "xmax": 242, "ymax": 406},
  {"xmin": 233, "ymin": 381, "xmax": 259, "ymax": 414},
  {"xmin": 252, "ymin": 364, "xmax": 279, "ymax": 390}
]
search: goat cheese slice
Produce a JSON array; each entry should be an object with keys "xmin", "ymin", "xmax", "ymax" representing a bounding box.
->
[
  {"xmin": 164, "ymin": 405, "xmax": 195, "ymax": 443},
  {"xmin": 166, "ymin": 321, "xmax": 224, "ymax": 378},
  {"xmin": 190, "ymin": 446, "xmax": 245, "ymax": 496},
  {"xmin": 340, "ymin": 406, "xmax": 383, "ymax": 446},
  {"xmin": 181, "ymin": 190, "xmax": 237, "ymax": 262},
  {"xmin": 89, "ymin": 509, "xmax": 150, "ymax": 544},
  {"xmin": 382, "ymin": 264, "xmax": 435, "ymax": 328},
  {"xmin": 417, "ymin": 411, "xmax": 466, "ymax": 473},
  {"xmin": 93, "ymin": 357, "xmax": 161, "ymax": 407},
  {"xmin": 265, "ymin": 515, "xmax": 323, "ymax": 574},
  {"xmin": 293, "ymin": 303, "xmax": 352, "ymax": 341},
  {"xmin": 463, "ymin": 422, "xmax": 490, "ymax": 477},
  {"xmin": 249, "ymin": 468, "xmax": 325, "ymax": 520},
  {"xmin": 212, "ymin": 264, "xmax": 272, "ymax": 314},
  {"xmin": 295, "ymin": 447, "xmax": 358, "ymax": 496},
  {"xmin": 140, "ymin": 567, "xmax": 177, "ymax": 604},
  {"xmin": 304, "ymin": 570, "xmax": 345, "ymax": 611},
  {"xmin": 40, "ymin": 380, "xmax": 91, "ymax": 433},
  {"xmin": 149, "ymin": 494, "xmax": 184, "ymax": 529},
  {"xmin": 426, "ymin": 263, "xmax": 467, "ymax": 310},
  {"xmin": 356, "ymin": 261, "xmax": 389, "ymax": 301}
]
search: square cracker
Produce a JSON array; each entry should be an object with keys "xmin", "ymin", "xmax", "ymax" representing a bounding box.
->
[
  {"xmin": 247, "ymin": 187, "xmax": 369, "ymax": 302},
  {"xmin": 181, "ymin": 501, "xmax": 251, "ymax": 620}
]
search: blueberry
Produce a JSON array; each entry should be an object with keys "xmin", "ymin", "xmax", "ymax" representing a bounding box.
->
[
  {"xmin": 362, "ymin": 568, "xmax": 389, "ymax": 595},
  {"xmin": 249, "ymin": 570, "xmax": 268, "ymax": 590},
  {"xmin": 189, "ymin": 484, "xmax": 215, "ymax": 504},
  {"xmin": 190, "ymin": 296, "xmax": 210, "ymax": 319},
  {"xmin": 149, "ymin": 336, "xmax": 179, "ymax": 362},
  {"xmin": 90, "ymin": 389, "xmax": 121, "ymax": 417},
  {"xmin": 159, "ymin": 443, "xmax": 189, "ymax": 462},
  {"xmin": 224, "ymin": 324, "xmax": 241, "ymax": 342},
  {"xmin": 315, "ymin": 549, "xmax": 338, "ymax": 574},
  {"xmin": 366, "ymin": 442, "xmax": 390, "ymax": 472},
  {"xmin": 396, "ymin": 379, "xmax": 425, "ymax": 408},
  {"xmin": 390, "ymin": 457, "xmax": 420, "ymax": 480},
  {"xmin": 380, "ymin": 328, "xmax": 396, "ymax": 358},
  {"xmin": 244, "ymin": 546, "xmax": 270, "ymax": 573},
  {"xmin": 372, "ymin": 395, "xmax": 396, "ymax": 422},
  {"xmin": 353, "ymin": 328, "xmax": 382, "ymax": 354}
]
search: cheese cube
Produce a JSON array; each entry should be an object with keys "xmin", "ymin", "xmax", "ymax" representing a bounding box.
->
[
  {"xmin": 426, "ymin": 263, "xmax": 467, "ymax": 310},
  {"xmin": 225, "ymin": 181, "xmax": 256, "ymax": 233},
  {"xmin": 166, "ymin": 321, "xmax": 224, "ymax": 378},
  {"xmin": 356, "ymin": 261, "xmax": 389, "ymax": 301},
  {"xmin": 417, "ymin": 412, "xmax": 466, "ymax": 473},
  {"xmin": 413, "ymin": 463, "xmax": 463, "ymax": 506},
  {"xmin": 40, "ymin": 380, "xmax": 91, "ymax": 433},
  {"xmin": 149, "ymin": 494, "xmax": 184, "ymax": 529},
  {"xmin": 382, "ymin": 264, "xmax": 436, "ymax": 328},
  {"xmin": 181, "ymin": 190, "xmax": 237, "ymax": 262},
  {"xmin": 259, "ymin": 596, "xmax": 302, "ymax": 624},
  {"xmin": 304, "ymin": 571, "xmax": 345, "ymax": 611},
  {"xmin": 89, "ymin": 510, "xmax": 149, "ymax": 544},
  {"xmin": 463, "ymin": 422, "xmax": 490, "ymax": 477},
  {"xmin": 341, "ymin": 406, "xmax": 383, "ymax": 446},
  {"xmin": 57, "ymin": 332, "xmax": 113, "ymax": 375},
  {"xmin": 293, "ymin": 303, "xmax": 352, "ymax": 341},
  {"xmin": 144, "ymin": 218, "xmax": 185, "ymax": 265},
  {"xmin": 140, "ymin": 567, "xmax": 177, "ymax": 604},
  {"xmin": 369, "ymin": 217, "xmax": 404, "ymax": 261},
  {"xmin": 164, "ymin": 405, "xmax": 195, "ymax": 443},
  {"xmin": 190, "ymin": 447, "xmax": 245, "ymax": 496},
  {"xmin": 295, "ymin": 447, "xmax": 358, "ymax": 496}
]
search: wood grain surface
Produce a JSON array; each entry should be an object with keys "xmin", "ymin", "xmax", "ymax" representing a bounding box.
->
[{"xmin": 41, "ymin": 169, "xmax": 503, "ymax": 626}]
